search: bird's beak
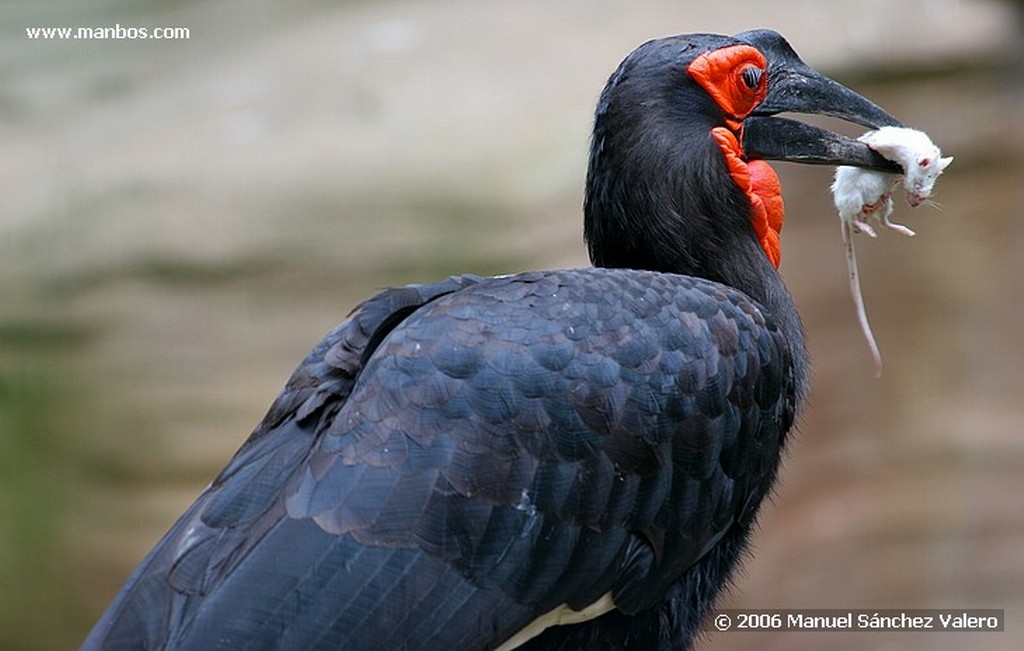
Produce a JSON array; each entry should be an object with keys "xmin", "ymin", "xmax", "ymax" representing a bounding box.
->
[{"xmin": 737, "ymin": 29, "xmax": 903, "ymax": 173}]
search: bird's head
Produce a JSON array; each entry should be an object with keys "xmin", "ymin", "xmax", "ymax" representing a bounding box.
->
[{"xmin": 585, "ymin": 29, "xmax": 901, "ymax": 284}]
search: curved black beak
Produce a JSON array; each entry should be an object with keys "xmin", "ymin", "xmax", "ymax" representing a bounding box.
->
[{"xmin": 736, "ymin": 29, "xmax": 903, "ymax": 173}]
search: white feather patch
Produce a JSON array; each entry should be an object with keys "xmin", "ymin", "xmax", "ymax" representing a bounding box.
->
[{"xmin": 495, "ymin": 592, "xmax": 617, "ymax": 651}]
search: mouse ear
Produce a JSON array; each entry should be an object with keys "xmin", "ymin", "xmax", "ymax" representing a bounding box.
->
[{"xmin": 938, "ymin": 156, "xmax": 953, "ymax": 170}]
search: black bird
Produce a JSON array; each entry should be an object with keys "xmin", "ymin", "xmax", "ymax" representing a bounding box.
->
[{"xmin": 83, "ymin": 30, "xmax": 902, "ymax": 651}]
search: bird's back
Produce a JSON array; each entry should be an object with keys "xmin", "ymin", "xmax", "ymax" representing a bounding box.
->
[{"xmin": 83, "ymin": 268, "xmax": 796, "ymax": 650}]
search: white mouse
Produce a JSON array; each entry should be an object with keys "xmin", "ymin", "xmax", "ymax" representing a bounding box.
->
[
  {"xmin": 829, "ymin": 126, "xmax": 952, "ymax": 377},
  {"xmin": 831, "ymin": 127, "xmax": 952, "ymax": 237},
  {"xmin": 859, "ymin": 126, "xmax": 953, "ymax": 207}
]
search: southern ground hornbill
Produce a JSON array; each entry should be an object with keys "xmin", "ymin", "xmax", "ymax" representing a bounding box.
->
[{"xmin": 83, "ymin": 29, "xmax": 904, "ymax": 650}]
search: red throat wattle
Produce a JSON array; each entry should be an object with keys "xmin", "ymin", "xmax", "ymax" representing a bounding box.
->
[{"xmin": 711, "ymin": 128, "xmax": 785, "ymax": 268}]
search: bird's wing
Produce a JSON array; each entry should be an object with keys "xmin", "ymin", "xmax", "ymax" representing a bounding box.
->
[
  {"xmin": 80, "ymin": 274, "xmax": 485, "ymax": 650},
  {"xmin": 83, "ymin": 268, "xmax": 795, "ymax": 651}
]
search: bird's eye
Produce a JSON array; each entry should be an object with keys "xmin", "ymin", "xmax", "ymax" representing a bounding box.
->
[{"xmin": 741, "ymin": 65, "xmax": 763, "ymax": 90}]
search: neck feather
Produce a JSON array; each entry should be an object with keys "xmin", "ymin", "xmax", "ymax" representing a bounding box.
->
[{"xmin": 583, "ymin": 114, "xmax": 807, "ymax": 391}]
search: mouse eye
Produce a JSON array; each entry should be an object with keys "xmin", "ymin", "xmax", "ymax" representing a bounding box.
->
[{"xmin": 741, "ymin": 65, "xmax": 763, "ymax": 90}]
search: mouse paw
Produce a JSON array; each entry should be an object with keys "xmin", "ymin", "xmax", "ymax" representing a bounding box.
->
[
  {"xmin": 851, "ymin": 219, "xmax": 878, "ymax": 238},
  {"xmin": 880, "ymin": 213, "xmax": 915, "ymax": 237}
]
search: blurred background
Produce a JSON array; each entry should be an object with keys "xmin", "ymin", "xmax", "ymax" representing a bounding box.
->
[{"xmin": 2, "ymin": 1, "xmax": 1022, "ymax": 649}]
